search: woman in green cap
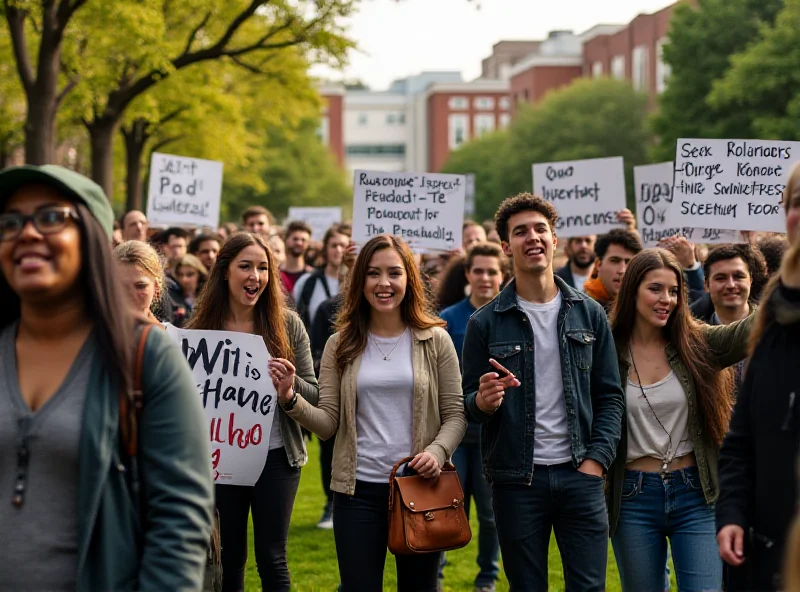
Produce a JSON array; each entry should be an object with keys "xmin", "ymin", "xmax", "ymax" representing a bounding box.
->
[{"xmin": 0, "ymin": 165, "xmax": 213, "ymax": 591}]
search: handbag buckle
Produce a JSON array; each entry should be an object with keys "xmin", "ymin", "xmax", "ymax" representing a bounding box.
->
[
  {"xmin": 424, "ymin": 512, "xmax": 434, "ymax": 521},
  {"xmin": 453, "ymin": 498, "xmax": 460, "ymax": 508}
]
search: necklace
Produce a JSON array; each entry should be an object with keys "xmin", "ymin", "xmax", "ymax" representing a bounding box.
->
[
  {"xmin": 628, "ymin": 345, "xmax": 676, "ymax": 476},
  {"xmin": 371, "ymin": 329, "xmax": 406, "ymax": 361}
]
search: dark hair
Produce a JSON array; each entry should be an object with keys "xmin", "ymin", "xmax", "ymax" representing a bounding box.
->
[
  {"xmin": 436, "ymin": 255, "xmax": 468, "ymax": 310},
  {"xmin": 465, "ymin": 241, "xmax": 505, "ymax": 270},
  {"xmin": 285, "ymin": 220, "xmax": 313, "ymax": 238},
  {"xmin": 188, "ymin": 233, "xmax": 220, "ymax": 255},
  {"xmin": 594, "ymin": 229, "xmax": 642, "ymax": 260},
  {"xmin": 187, "ymin": 232, "xmax": 292, "ymax": 361},
  {"xmin": 610, "ymin": 249, "xmax": 734, "ymax": 445},
  {"xmin": 757, "ymin": 235, "xmax": 789, "ymax": 277},
  {"xmin": 164, "ymin": 227, "xmax": 189, "ymax": 241},
  {"xmin": 0, "ymin": 202, "xmax": 134, "ymax": 394},
  {"xmin": 241, "ymin": 205, "xmax": 273, "ymax": 225},
  {"xmin": 334, "ymin": 234, "xmax": 443, "ymax": 369},
  {"xmin": 703, "ymin": 243, "xmax": 767, "ymax": 302},
  {"xmin": 494, "ymin": 193, "xmax": 558, "ymax": 243}
]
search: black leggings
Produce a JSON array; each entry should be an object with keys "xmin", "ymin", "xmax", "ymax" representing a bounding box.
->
[
  {"xmin": 215, "ymin": 447, "xmax": 301, "ymax": 592},
  {"xmin": 333, "ymin": 480, "xmax": 441, "ymax": 592}
]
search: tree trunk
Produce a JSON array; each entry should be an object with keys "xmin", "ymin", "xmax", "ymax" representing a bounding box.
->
[
  {"xmin": 122, "ymin": 119, "xmax": 149, "ymax": 212},
  {"xmin": 24, "ymin": 91, "xmax": 58, "ymax": 164},
  {"xmin": 88, "ymin": 117, "xmax": 120, "ymax": 199}
]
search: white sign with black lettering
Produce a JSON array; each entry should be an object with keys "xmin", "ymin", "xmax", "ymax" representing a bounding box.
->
[
  {"xmin": 146, "ymin": 152, "xmax": 223, "ymax": 229},
  {"xmin": 635, "ymin": 162, "xmax": 744, "ymax": 247},
  {"xmin": 665, "ymin": 139, "xmax": 800, "ymax": 232},
  {"xmin": 287, "ymin": 207, "xmax": 342, "ymax": 241},
  {"xmin": 352, "ymin": 170, "xmax": 465, "ymax": 251},
  {"xmin": 165, "ymin": 326, "xmax": 275, "ymax": 487},
  {"xmin": 532, "ymin": 157, "xmax": 627, "ymax": 238}
]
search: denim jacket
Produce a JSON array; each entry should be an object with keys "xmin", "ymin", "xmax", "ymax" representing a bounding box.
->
[{"xmin": 462, "ymin": 276, "xmax": 625, "ymax": 485}]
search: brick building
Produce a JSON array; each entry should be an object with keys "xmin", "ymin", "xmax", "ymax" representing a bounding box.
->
[
  {"xmin": 425, "ymin": 80, "xmax": 511, "ymax": 172},
  {"xmin": 481, "ymin": 40, "xmax": 542, "ymax": 81},
  {"xmin": 318, "ymin": 84, "xmax": 345, "ymax": 168}
]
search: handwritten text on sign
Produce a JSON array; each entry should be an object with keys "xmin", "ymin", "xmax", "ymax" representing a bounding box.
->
[
  {"xmin": 666, "ymin": 139, "xmax": 800, "ymax": 233},
  {"xmin": 634, "ymin": 162, "xmax": 743, "ymax": 247},
  {"xmin": 146, "ymin": 152, "xmax": 223, "ymax": 229},
  {"xmin": 287, "ymin": 207, "xmax": 342, "ymax": 242},
  {"xmin": 532, "ymin": 157, "xmax": 627, "ymax": 238},
  {"xmin": 351, "ymin": 170, "xmax": 465, "ymax": 251},
  {"xmin": 165, "ymin": 327, "xmax": 275, "ymax": 486}
]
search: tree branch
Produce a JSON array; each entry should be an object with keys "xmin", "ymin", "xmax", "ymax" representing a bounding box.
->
[
  {"xmin": 183, "ymin": 11, "xmax": 213, "ymax": 56},
  {"xmin": 56, "ymin": 77, "xmax": 79, "ymax": 105},
  {"xmin": 57, "ymin": 0, "xmax": 88, "ymax": 31},
  {"xmin": 4, "ymin": 2, "xmax": 35, "ymax": 93},
  {"xmin": 151, "ymin": 135, "xmax": 184, "ymax": 153},
  {"xmin": 230, "ymin": 55, "xmax": 268, "ymax": 75},
  {"xmin": 158, "ymin": 106, "xmax": 189, "ymax": 126}
]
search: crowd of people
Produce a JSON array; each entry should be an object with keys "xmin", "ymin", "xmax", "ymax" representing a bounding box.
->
[{"xmin": 0, "ymin": 162, "xmax": 798, "ymax": 592}]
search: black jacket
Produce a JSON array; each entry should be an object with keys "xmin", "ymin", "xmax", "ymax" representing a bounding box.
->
[
  {"xmin": 309, "ymin": 293, "xmax": 341, "ymax": 376},
  {"xmin": 690, "ymin": 292, "xmax": 715, "ymax": 323},
  {"xmin": 555, "ymin": 262, "xmax": 578, "ymax": 289},
  {"xmin": 716, "ymin": 283, "xmax": 800, "ymax": 592}
]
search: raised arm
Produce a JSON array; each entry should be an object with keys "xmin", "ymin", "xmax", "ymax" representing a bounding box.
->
[{"xmin": 286, "ymin": 334, "xmax": 341, "ymax": 440}]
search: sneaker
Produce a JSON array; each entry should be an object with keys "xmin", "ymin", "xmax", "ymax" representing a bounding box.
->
[{"xmin": 317, "ymin": 501, "xmax": 334, "ymax": 530}]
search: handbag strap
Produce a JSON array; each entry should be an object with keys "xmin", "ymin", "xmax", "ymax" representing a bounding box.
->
[{"xmin": 119, "ymin": 324, "xmax": 153, "ymax": 458}]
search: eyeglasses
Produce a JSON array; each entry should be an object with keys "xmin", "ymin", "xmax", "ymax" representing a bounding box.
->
[{"xmin": 0, "ymin": 207, "xmax": 78, "ymax": 242}]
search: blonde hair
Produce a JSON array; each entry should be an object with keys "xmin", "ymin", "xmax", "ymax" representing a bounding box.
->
[
  {"xmin": 114, "ymin": 240, "xmax": 165, "ymax": 299},
  {"xmin": 175, "ymin": 253, "xmax": 208, "ymax": 279}
]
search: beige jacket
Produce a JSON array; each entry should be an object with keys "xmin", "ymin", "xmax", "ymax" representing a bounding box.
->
[{"xmin": 287, "ymin": 325, "xmax": 467, "ymax": 495}]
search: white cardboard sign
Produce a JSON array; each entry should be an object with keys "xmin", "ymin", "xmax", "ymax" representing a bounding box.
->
[
  {"xmin": 351, "ymin": 170, "xmax": 465, "ymax": 251},
  {"xmin": 165, "ymin": 327, "xmax": 275, "ymax": 487},
  {"xmin": 287, "ymin": 207, "xmax": 343, "ymax": 241},
  {"xmin": 146, "ymin": 152, "xmax": 223, "ymax": 229},
  {"xmin": 532, "ymin": 156, "xmax": 627, "ymax": 238},
  {"xmin": 666, "ymin": 139, "xmax": 800, "ymax": 233},
  {"xmin": 634, "ymin": 162, "xmax": 744, "ymax": 247}
]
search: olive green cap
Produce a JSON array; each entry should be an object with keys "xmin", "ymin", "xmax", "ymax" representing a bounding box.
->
[{"xmin": 0, "ymin": 164, "xmax": 114, "ymax": 240}]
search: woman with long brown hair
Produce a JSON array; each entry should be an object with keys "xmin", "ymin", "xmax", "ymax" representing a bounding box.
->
[
  {"xmin": 606, "ymin": 248, "xmax": 752, "ymax": 591},
  {"xmin": 187, "ymin": 232, "xmax": 318, "ymax": 592},
  {"xmin": 282, "ymin": 234, "xmax": 466, "ymax": 591}
]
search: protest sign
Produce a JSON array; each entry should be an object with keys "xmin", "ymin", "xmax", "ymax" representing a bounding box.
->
[
  {"xmin": 465, "ymin": 173, "xmax": 476, "ymax": 218},
  {"xmin": 665, "ymin": 139, "xmax": 800, "ymax": 233},
  {"xmin": 532, "ymin": 157, "xmax": 627, "ymax": 238},
  {"xmin": 165, "ymin": 326, "xmax": 275, "ymax": 486},
  {"xmin": 351, "ymin": 170, "xmax": 465, "ymax": 251},
  {"xmin": 635, "ymin": 162, "xmax": 744, "ymax": 247},
  {"xmin": 146, "ymin": 152, "xmax": 223, "ymax": 229},
  {"xmin": 287, "ymin": 207, "xmax": 343, "ymax": 241}
]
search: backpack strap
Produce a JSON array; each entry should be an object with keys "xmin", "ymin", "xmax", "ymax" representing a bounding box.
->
[{"xmin": 120, "ymin": 324, "xmax": 154, "ymax": 459}]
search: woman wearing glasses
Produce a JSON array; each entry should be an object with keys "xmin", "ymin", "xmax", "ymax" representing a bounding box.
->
[{"xmin": 0, "ymin": 165, "xmax": 213, "ymax": 591}]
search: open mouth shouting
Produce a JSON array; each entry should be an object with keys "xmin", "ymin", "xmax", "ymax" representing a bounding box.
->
[{"xmin": 243, "ymin": 284, "xmax": 260, "ymax": 301}]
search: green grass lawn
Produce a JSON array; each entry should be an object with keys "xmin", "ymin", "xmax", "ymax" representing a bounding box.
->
[{"xmin": 244, "ymin": 441, "xmax": 637, "ymax": 591}]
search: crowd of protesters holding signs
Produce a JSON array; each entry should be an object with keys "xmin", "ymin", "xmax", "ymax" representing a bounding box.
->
[{"xmin": 0, "ymin": 142, "xmax": 799, "ymax": 592}]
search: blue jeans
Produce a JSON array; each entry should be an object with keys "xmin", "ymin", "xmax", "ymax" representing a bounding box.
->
[
  {"xmin": 440, "ymin": 444, "xmax": 501, "ymax": 586},
  {"xmin": 611, "ymin": 467, "xmax": 722, "ymax": 592},
  {"xmin": 492, "ymin": 463, "xmax": 609, "ymax": 592}
]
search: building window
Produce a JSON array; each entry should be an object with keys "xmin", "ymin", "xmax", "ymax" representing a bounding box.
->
[
  {"xmin": 448, "ymin": 96, "xmax": 469, "ymax": 110},
  {"xmin": 611, "ymin": 55, "xmax": 625, "ymax": 80},
  {"xmin": 499, "ymin": 113, "xmax": 511, "ymax": 129},
  {"xmin": 474, "ymin": 114, "xmax": 495, "ymax": 138},
  {"xmin": 448, "ymin": 114, "xmax": 470, "ymax": 150},
  {"xmin": 316, "ymin": 117, "xmax": 330, "ymax": 146},
  {"xmin": 592, "ymin": 61, "xmax": 603, "ymax": 78},
  {"xmin": 358, "ymin": 113, "xmax": 368, "ymax": 125},
  {"xmin": 632, "ymin": 45, "xmax": 648, "ymax": 91},
  {"xmin": 386, "ymin": 113, "xmax": 396, "ymax": 124},
  {"xmin": 474, "ymin": 97, "xmax": 495, "ymax": 110},
  {"xmin": 656, "ymin": 38, "xmax": 671, "ymax": 94},
  {"xmin": 345, "ymin": 144, "xmax": 406, "ymax": 156},
  {"xmin": 499, "ymin": 96, "xmax": 510, "ymax": 110},
  {"xmin": 398, "ymin": 113, "xmax": 406, "ymax": 124}
]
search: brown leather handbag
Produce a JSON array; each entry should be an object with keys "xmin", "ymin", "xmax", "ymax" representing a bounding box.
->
[{"xmin": 387, "ymin": 456, "xmax": 472, "ymax": 555}]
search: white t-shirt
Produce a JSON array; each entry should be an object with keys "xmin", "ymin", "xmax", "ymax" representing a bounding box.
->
[
  {"xmin": 517, "ymin": 292, "xmax": 572, "ymax": 465},
  {"xmin": 293, "ymin": 273, "xmax": 340, "ymax": 326},
  {"xmin": 572, "ymin": 272, "xmax": 589, "ymax": 293},
  {"xmin": 355, "ymin": 329, "xmax": 414, "ymax": 482}
]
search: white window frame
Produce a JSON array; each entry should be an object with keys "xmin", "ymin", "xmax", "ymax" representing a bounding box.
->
[
  {"xmin": 499, "ymin": 96, "xmax": 510, "ymax": 110},
  {"xmin": 656, "ymin": 38, "xmax": 671, "ymax": 94},
  {"xmin": 474, "ymin": 96, "xmax": 495, "ymax": 110},
  {"xmin": 316, "ymin": 117, "xmax": 330, "ymax": 146},
  {"xmin": 499, "ymin": 113, "xmax": 511, "ymax": 129},
  {"xmin": 448, "ymin": 96, "xmax": 469, "ymax": 110},
  {"xmin": 474, "ymin": 114, "xmax": 495, "ymax": 138},
  {"xmin": 448, "ymin": 114, "xmax": 470, "ymax": 150},
  {"xmin": 592, "ymin": 61, "xmax": 604, "ymax": 78},
  {"xmin": 632, "ymin": 45, "xmax": 649, "ymax": 91},
  {"xmin": 357, "ymin": 113, "xmax": 368, "ymax": 125},
  {"xmin": 611, "ymin": 55, "xmax": 625, "ymax": 81}
]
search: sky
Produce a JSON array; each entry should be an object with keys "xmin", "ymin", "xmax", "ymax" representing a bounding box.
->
[{"xmin": 310, "ymin": 0, "xmax": 677, "ymax": 90}]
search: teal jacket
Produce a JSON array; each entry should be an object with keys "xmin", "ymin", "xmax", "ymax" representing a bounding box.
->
[{"xmin": 77, "ymin": 326, "xmax": 213, "ymax": 591}]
